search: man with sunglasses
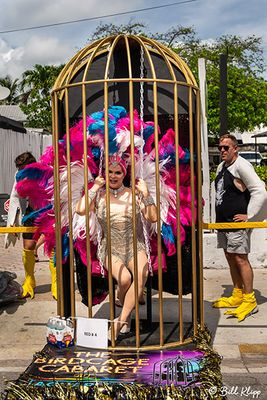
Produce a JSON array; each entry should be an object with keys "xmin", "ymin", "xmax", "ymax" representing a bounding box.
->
[{"xmin": 212, "ymin": 134, "xmax": 267, "ymax": 321}]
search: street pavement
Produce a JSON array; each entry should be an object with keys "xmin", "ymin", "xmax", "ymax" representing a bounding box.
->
[{"xmin": 0, "ymin": 235, "xmax": 267, "ymax": 399}]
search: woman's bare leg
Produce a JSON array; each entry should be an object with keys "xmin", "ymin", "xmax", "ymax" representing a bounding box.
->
[
  {"xmin": 105, "ymin": 256, "xmax": 132, "ymax": 307},
  {"xmin": 105, "ymin": 256, "xmax": 132, "ymax": 339},
  {"xmin": 23, "ymin": 238, "xmax": 36, "ymax": 250},
  {"xmin": 34, "ymin": 234, "xmax": 45, "ymax": 260},
  {"xmin": 117, "ymin": 251, "xmax": 148, "ymax": 335}
]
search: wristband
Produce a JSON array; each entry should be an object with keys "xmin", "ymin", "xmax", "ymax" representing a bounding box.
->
[
  {"xmin": 143, "ymin": 195, "xmax": 155, "ymax": 206},
  {"xmin": 89, "ymin": 190, "xmax": 96, "ymax": 201}
]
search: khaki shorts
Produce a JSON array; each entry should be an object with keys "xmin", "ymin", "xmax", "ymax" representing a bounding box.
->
[{"xmin": 217, "ymin": 229, "xmax": 252, "ymax": 254}]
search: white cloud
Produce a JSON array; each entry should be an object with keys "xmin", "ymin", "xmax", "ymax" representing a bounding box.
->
[
  {"xmin": 23, "ymin": 36, "xmax": 72, "ymax": 66},
  {"xmin": 0, "ymin": 0, "xmax": 266, "ymax": 79},
  {"xmin": 0, "ymin": 0, "xmax": 143, "ymax": 78},
  {"xmin": 0, "ymin": 39, "xmax": 23, "ymax": 78},
  {"xmin": 0, "ymin": 36, "xmax": 73, "ymax": 79}
]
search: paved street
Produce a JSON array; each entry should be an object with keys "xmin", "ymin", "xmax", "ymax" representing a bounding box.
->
[{"xmin": 0, "ymin": 235, "xmax": 267, "ymax": 399}]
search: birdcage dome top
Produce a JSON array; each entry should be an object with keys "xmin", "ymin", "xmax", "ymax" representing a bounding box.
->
[{"xmin": 53, "ymin": 34, "xmax": 197, "ymax": 91}]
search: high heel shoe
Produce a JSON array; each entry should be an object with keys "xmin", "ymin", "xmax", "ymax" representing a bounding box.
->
[
  {"xmin": 108, "ymin": 317, "xmax": 131, "ymax": 341},
  {"xmin": 119, "ymin": 319, "xmax": 130, "ymax": 334}
]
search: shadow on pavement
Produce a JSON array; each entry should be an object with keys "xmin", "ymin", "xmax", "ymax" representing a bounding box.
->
[
  {"xmin": 0, "ymin": 298, "xmax": 26, "ymax": 316},
  {"xmin": 35, "ymin": 283, "xmax": 51, "ymax": 295}
]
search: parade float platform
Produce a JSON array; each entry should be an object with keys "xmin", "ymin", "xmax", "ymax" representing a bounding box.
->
[{"xmin": 2, "ymin": 325, "xmax": 224, "ymax": 400}]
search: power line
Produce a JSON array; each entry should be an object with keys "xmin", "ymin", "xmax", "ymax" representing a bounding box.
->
[{"xmin": 0, "ymin": 0, "xmax": 197, "ymax": 34}]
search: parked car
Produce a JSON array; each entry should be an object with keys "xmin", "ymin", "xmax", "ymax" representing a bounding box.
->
[
  {"xmin": 239, "ymin": 151, "xmax": 263, "ymax": 165},
  {"xmin": 260, "ymin": 158, "xmax": 267, "ymax": 166}
]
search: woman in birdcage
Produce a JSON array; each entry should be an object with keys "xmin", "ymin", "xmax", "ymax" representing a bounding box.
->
[
  {"xmin": 76, "ymin": 153, "xmax": 157, "ymax": 339},
  {"xmin": 14, "ymin": 105, "xmax": 195, "ymax": 339}
]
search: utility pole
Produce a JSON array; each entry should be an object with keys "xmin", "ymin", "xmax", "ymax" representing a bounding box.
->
[
  {"xmin": 219, "ymin": 53, "xmax": 228, "ymax": 136},
  {"xmin": 198, "ymin": 58, "xmax": 210, "ymax": 222}
]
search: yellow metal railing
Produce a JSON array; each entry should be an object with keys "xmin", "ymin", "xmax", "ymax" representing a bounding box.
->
[
  {"xmin": 202, "ymin": 222, "xmax": 267, "ymax": 230},
  {"xmin": 0, "ymin": 227, "xmax": 36, "ymax": 233},
  {"xmin": 1, "ymin": 221, "xmax": 266, "ymax": 234}
]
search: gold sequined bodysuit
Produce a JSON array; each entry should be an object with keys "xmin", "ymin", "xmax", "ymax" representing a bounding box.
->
[{"xmin": 96, "ymin": 194, "xmax": 145, "ymax": 266}]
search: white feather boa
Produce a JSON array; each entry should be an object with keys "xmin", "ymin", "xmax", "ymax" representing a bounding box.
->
[{"xmin": 58, "ymin": 161, "xmax": 100, "ymax": 243}]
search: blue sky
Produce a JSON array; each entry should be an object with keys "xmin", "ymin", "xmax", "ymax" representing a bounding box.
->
[{"xmin": 0, "ymin": 0, "xmax": 266, "ymax": 79}]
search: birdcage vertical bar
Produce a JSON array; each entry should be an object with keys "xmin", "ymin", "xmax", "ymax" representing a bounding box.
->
[
  {"xmin": 64, "ymin": 88, "xmax": 76, "ymax": 318},
  {"xmin": 103, "ymin": 81, "xmax": 115, "ymax": 347},
  {"xmin": 174, "ymin": 82, "xmax": 184, "ymax": 342},
  {"xmin": 139, "ymin": 40, "xmax": 165, "ymax": 348},
  {"xmin": 125, "ymin": 36, "xmax": 141, "ymax": 348},
  {"xmin": 52, "ymin": 91, "xmax": 64, "ymax": 316},
  {"xmin": 152, "ymin": 81, "xmax": 164, "ymax": 347},
  {"xmin": 81, "ymin": 83, "xmax": 93, "ymax": 317}
]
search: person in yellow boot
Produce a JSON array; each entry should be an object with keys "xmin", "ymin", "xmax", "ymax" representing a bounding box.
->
[
  {"xmin": 4, "ymin": 152, "xmax": 37, "ymax": 298},
  {"xmin": 21, "ymin": 247, "xmax": 36, "ymax": 298},
  {"xmin": 213, "ymin": 134, "xmax": 267, "ymax": 321},
  {"xmin": 5, "ymin": 152, "xmax": 57, "ymax": 300}
]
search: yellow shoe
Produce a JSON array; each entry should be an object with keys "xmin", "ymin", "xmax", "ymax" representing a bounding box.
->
[
  {"xmin": 212, "ymin": 288, "xmax": 243, "ymax": 308},
  {"xmin": 21, "ymin": 278, "xmax": 36, "ymax": 299},
  {"xmin": 49, "ymin": 256, "xmax": 57, "ymax": 300},
  {"xmin": 21, "ymin": 249, "xmax": 36, "ymax": 299},
  {"xmin": 224, "ymin": 292, "xmax": 258, "ymax": 321}
]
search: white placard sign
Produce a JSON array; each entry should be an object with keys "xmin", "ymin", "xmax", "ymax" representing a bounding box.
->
[{"xmin": 76, "ymin": 317, "xmax": 108, "ymax": 349}]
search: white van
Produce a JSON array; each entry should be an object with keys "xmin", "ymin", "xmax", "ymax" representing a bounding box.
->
[{"xmin": 239, "ymin": 151, "xmax": 262, "ymax": 165}]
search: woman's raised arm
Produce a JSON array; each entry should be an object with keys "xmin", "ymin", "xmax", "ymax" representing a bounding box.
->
[
  {"xmin": 135, "ymin": 179, "xmax": 157, "ymax": 223},
  {"xmin": 76, "ymin": 176, "xmax": 105, "ymax": 215}
]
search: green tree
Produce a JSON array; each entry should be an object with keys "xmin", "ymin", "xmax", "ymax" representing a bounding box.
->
[
  {"xmin": 20, "ymin": 64, "xmax": 64, "ymax": 130},
  {"xmin": 90, "ymin": 21, "xmax": 147, "ymax": 40},
  {"xmin": 0, "ymin": 75, "xmax": 21, "ymax": 104},
  {"xmin": 207, "ymin": 65, "xmax": 267, "ymax": 133},
  {"xmin": 90, "ymin": 23, "xmax": 267, "ymax": 136},
  {"xmin": 20, "ymin": 93, "xmax": 52, "ymax": 130},
  {"xmin": 165, "ymin": 33, "xmax": 267, "ymax": 134}
]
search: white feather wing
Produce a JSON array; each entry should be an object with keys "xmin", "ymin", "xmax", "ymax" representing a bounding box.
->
[{"xmin": 58, "ymin": 161, "xmax": 99, "ymax": 241}]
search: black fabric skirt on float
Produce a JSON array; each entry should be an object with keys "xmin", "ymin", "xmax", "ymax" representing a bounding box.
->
[
  {"xmin": 75, "ymin": 250, "xmax": 109, "ymax": 306},
  {"xmin": 151, "ymin": 226, "xmax": 193, "ymax": 295}
]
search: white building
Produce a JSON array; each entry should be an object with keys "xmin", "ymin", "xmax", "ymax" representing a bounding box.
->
[{"xmin": 0, "ymin": 106, "xmax": 52, "ymax": 195}]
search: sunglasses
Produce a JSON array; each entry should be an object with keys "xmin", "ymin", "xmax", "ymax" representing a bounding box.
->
[{"xmin": 218, "ymin": 145, "xmax": 230, "ymax": 151}]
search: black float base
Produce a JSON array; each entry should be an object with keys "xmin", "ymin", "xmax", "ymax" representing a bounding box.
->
[{"xmin": 2, "ymin": 325, "xmax": 226, "ymax": 399}]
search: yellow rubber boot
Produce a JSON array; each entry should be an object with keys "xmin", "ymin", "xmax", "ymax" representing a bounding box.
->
[
  {"xmin": 212, "ymin": 288, "xmax": 243, "ymax": 308},
  {"xmin": 49, "ymin": 257, "xmax": 57, "ymax": 300},
  {"xmin": 21, "ymin": 249, "xmax": 36, "ymax": 299},
  {"xmin": 224, "ymin": 292, "xmax": 258, "ymax": 321}
]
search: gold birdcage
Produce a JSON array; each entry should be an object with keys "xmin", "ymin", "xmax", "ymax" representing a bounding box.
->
[{"xmin": 51, "ymin": 34, "xmax": 203, "ymax": 350}]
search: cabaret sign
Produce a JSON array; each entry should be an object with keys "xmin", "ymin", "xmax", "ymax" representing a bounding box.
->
[{"xmin": 26, "ymin": 347, "xmax": 204, "ymax": 386}]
